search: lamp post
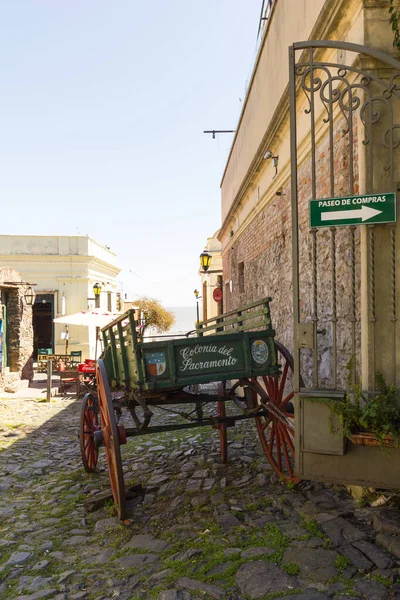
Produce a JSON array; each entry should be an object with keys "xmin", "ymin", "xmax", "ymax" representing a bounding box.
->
[
  {"xmin": 64, "ymin": 325, "xmax": 69, "ymax": 354},
  {"xmin": 93, "ymin": 283, "xmax": 102, "ymax": 358},
  {"xmin": 194, "ymin": 289, "xmax": 201, "ymax": 324}
]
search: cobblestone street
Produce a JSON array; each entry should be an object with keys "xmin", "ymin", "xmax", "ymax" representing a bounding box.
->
[{"xmin": 1, "ymin": 394, "xmax": 400, "ymax": 600}]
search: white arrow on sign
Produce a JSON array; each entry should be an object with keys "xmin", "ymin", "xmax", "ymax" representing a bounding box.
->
[{"xmin": 321, "ymin": 205, "xmax": 382, "ymax": 223}]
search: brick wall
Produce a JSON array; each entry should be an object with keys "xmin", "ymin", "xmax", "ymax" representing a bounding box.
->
[{"xmin": 224, "ymin": 117, "xmax": 361, "ymax": 388}]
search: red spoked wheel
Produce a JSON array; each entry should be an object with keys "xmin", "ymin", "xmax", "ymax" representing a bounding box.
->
[
  {"xmin": 97, "ymin": 359, "xmax": 126, "ymax": 520},
  {"xmin": 252, "ymin": 341, "xmax": 301, "ymax": 483},
  {"xmin": 80, "ymin": 393, "xmax": 100, "ymax": 473}
]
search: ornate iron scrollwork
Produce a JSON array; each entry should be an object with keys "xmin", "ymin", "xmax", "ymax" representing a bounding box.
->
[{"xmin": 296, "ymin": 55, "xmax": 400, "ymax": 178}]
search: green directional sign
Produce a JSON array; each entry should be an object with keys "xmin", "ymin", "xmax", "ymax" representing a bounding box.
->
[{"xmin": 309, "ymin": 192, "xmax": 396, "ymax": 228}]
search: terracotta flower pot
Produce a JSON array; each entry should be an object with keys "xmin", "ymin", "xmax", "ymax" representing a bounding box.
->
[{"xmin": 350, "ymin": 432, "xmax": 397, "ymax": 448}]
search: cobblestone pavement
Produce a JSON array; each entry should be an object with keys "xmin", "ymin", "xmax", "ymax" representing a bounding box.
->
[{"xmin": 1, "ymin": 395, "xmax": 400, "ymax": 600}]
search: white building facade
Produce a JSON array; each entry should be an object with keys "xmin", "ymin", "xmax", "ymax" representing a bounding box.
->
[{"xmin": 0, "ymin": 236, "xmax": 121, "ymax": 360}]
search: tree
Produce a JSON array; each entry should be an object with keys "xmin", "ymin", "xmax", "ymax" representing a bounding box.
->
[{"xmin": 133, "ymin": 296, "xmax": 175, "ymax": 338}]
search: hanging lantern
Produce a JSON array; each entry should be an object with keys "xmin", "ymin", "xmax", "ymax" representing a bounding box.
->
[
  {"xmin": 93, "ymin": 282, "xmax": 102, "ymax": 297},
  {"xmin": 24, "ymin": 286, "xmax": 36, "ymax": 306},
  {"xmin": 199, "ymin": 250, "xmax": 212, "ymax": 272}
]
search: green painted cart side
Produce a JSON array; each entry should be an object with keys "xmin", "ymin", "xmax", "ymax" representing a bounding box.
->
[{"xmin": 101, "ymin": 297, "xmax": 279, "ymax": 392}]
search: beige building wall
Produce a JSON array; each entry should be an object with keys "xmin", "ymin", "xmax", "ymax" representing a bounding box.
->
[
  {"xmin": 0, "ymin": 236, "xmax": 121, "ymax": 360},
  {"xmin": 199, "ymin": 232, "xmax": 223, "ymax": 323}
]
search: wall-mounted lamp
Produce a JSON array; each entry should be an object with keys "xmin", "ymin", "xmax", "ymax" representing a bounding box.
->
[
  {"xmin": 93, "ymin": 282, "xmax": 102, "ymax": 297},
  {"xmin": 276, "ymin": 188, "xmax": 286, "ymax": 196},
  {"xmin": 24, "ymin": 286, "xmax": 36, "ymax": 306},
  {"xmin": 4, "ymin": 281, "xmax": 37, "ymax": 306},
  {"xmin": 199, "ymin": 250, "xmax": 212, "ymax": 273},
  {"xmin": 264, "ymin": 149, "xmax": 279, "ymax": 179},
  {"xmin": 93, "ymin": 282, "xmax": 102, "ymax": 308},
  {"xmin": 198, "ymin": 250, "xmax": 223, "ymax": 275}
]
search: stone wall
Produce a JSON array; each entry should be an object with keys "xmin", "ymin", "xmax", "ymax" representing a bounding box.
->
[
  {"xmin": 224, "ymin": 117, "xmax": 361, "ymax": 389},
  {"xmin": 0, "ymin": 267, "xmax": 34, "ymax": 390}
]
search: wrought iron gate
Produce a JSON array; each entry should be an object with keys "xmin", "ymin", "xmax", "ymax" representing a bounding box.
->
[{"xmin": 289, "ymin": 41, "xmax": 400, "ymax": 394}]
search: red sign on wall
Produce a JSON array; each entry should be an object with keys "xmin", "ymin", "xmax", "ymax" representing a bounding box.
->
[{"xmin": 213, "ymin": 287, "xmax": 223, "ymax": 303}]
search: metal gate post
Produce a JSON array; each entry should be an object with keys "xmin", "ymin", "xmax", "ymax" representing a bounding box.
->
[{"xmin": 289, "ymin": 44, "xmax": 301, "ymax": 396}]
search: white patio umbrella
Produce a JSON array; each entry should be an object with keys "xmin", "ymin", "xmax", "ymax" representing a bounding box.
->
[
  {"xmin": 54, "ymin": 309, "xmax": 121, "ymax": 358},
  {"xmin": 53, "ymin": 308, "xmax": 119, "ymax": 329}
]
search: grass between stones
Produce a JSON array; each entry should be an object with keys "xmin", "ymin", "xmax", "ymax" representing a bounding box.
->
[
  {"xmin": 329, "ymin": 576, "xmax": 356, "ymax": 595},
  {"xmin": 146, "ymin": 522, "xmax": 293, "ymax": 592},
  {"xmin": 334, "ymin": 553, "xmax": 351, "ymax": 573},
  {"xmin": 301, "ymin": 519, "xmax": 331, "ymax": 544},
  {"xmin": 372, "ymin": 573, "xmax": 393, "ymax": 587},
  {"xmin": 245, "ymin": 497, "xmax": 273, "ymax": 512},
  {"xmin": 281, "ymin": 562, "xmax": 300, "ymax": 576},
  {"xmin": 260, "ymin": 592, "xmax": 305, "ymax": 600}
]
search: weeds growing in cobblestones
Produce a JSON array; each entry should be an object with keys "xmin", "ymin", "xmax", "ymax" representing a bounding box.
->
[
  {"xmin": 260, "ymin": 591, "xmax": 304, "ymax": 600},
  {"xmin": 372, "ymin": 572, "xmax": 393, "ymax": 587},
  {"xmin": 155, "ymin": 522, "xmax": 292, "ymax": 590},
  {"xmin": 94, "ymin": 525, "xmax": 132, "ymax": 551},
  {"xmin": 240, "ymin": 523, "xmax": 290, "ymax": 558},
  {"xmin": 245, "ymin": 497, "xmax": 273, "ymax": 511},
  {"xmin": 302, "ymin": 518, "xmax": 330, "ymax": 544},
  {"xmin": 104, "ymin": 499, "xmax": 116, "ymax": 517},
  {"xmin": 334, "ymin": 553, "xmax": 351, "ymax": 572},
  {"xmin": 281, "ymin": 562, "xmax": 300, "ymax": 575}
]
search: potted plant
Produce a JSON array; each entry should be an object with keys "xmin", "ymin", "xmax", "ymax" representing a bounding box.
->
[{"xmin": 329, "ymin": 372, "xmax": 400, "ymax": 450}]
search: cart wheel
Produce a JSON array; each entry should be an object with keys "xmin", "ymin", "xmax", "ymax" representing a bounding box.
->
[
  {"xmin": 96, "ymin": 359, "xmax": 126, "ymax": 520},
  {"xmin": 252, "ymin": 341, "xmax": 301, "ymax": 483},
  {"xmin": 80, "ymin": 393, "xmax": 100, "ymax": 473},
  {"xmin": 217, "ymin": 384, "xmax": 228, "ymax": 464}
]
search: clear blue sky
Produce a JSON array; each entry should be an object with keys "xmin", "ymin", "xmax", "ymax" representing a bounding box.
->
[{"xmin": 1, "ymin": 1, "xmax": 261, "ymax": 306}]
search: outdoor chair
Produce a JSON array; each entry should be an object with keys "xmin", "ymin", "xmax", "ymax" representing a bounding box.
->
[
  {"xmin": 58, "ymin": 370, "xmax": 79, "ymax": 396},
  {"xmin": 70, "ymin": 350, "xmax": 82, "ymax": 367}
]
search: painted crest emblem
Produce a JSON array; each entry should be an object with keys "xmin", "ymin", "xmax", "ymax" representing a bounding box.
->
[
  {"xmin": 145, "ymin": 351, "xmax": 166, "ymax": 376},
  {"xmin": 251, "ymin": 340, "xmax": 269, "ymax": 365}
]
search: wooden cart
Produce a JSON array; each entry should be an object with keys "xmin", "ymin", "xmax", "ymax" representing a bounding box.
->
[{"xmin": 79, "ymin": 297, "xmax": 298, "ymax": 520}]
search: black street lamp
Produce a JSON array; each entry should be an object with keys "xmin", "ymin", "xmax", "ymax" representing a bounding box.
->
[
  {"xmin": 194, "ymin": 289, "xmax": 201, "ymax": 323},
  {"xmin": 93, "ymin": 282, "xmax": 102, "ymax": 308}
]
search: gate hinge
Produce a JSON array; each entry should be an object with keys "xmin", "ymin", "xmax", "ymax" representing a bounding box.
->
[{"xmin": 296, "ymin": 323, "xmax": 314, "ymax": 349}]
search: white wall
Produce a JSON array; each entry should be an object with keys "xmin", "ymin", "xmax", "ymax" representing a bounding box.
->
[{"xmin": 0, "ymin": 235, "xmax": 120, "ymax": 359}]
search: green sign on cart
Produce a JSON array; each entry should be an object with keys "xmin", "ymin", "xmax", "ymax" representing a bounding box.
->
[{"xmin": 309, "ymin": 192, "xmax": 396, "ymax": 228}]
